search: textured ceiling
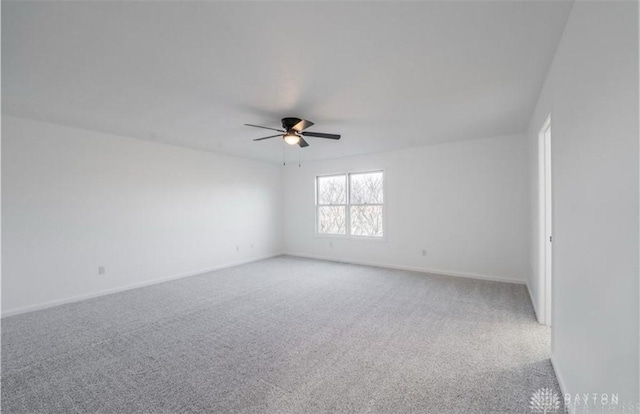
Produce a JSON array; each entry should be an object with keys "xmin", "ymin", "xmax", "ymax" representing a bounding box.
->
[{"xmin": 2, "ymin": 1, "xmax": 573, "ymax": 163}]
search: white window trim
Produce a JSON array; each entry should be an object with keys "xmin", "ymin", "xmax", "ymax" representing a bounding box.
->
[{"xmin": 315, "ymin": 169, "xmax": 386, "ymax": 241}]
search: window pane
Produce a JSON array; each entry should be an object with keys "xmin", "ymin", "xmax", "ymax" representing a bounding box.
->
[
  {"xmin": 317, "ymin": 175, "xmax": 346, "ymax": 205},
  {"xmin": 350, "ymin": 206, "xmax": 383, "ymax": 237},
  {"xmin": 318, "ymin": 206, "xmax": 346, "ymax": 235},
  {"xmin": 350, "ymin": 172, "xmax": 383, "ymax": 204}
]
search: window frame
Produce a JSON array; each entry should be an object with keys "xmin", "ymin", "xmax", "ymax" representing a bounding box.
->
[{"xmin": 315, "ymin": 169, "xmax": 386, "ymax": 241}]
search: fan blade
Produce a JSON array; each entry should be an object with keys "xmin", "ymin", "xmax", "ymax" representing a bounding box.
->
[
  {"xmin": 298, "ymin": 137, "xmax": 309, "ymax": 147},
  {"xmin": 245, "ymin": 124, "xmax": 284, "ymax": 133},
  {"xmin": 292, "ymin": 119, "xmax": 314, "ymax": 132},
  {"xmin": 301, "ymin": 131, "xmax": 341, "ymax": 140},
  {"xmin": 253, "ymin": 134, "xmax": 282, "ymax": 141}
]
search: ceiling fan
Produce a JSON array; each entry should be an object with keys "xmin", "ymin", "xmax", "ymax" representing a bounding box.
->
[{"xmin": 245, "ymin": 117, "xmax": 341, "ymax": 148}]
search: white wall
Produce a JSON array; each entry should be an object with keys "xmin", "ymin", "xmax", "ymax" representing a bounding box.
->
[
  {"xmin": 527, "ymin": 1, "xmax": 639, "ymax": 407},
  {"xmin": 2, "ymin": 115, "xmax": 283, "ymax": 315},
  {"xmin": 283, "ymin": 134, "xmax": 530, "ymax": 284}
]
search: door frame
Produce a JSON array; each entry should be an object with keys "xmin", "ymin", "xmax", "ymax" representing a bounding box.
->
[{"xmin": 538, "ymin": 114, "xmax": 552, "ymax": 326}]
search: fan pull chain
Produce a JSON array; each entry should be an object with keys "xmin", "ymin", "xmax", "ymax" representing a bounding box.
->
[
  {"xmin": 298, "ymin": 149, "xmax": 301, "ymax": 167},
  {"xmin": 283, "ymin": 143, "xmax": 286, "ymax": 166}
]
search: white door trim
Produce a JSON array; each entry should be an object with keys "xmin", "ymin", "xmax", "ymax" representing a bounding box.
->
[{"xmin": 538, "ymin": 114, "xmax": 552, "ymax": 326}]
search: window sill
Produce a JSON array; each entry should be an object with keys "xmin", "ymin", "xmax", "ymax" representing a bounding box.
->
[{"xmin": 314, "ymin": 233, "xmax": 388, "ymax": 243}]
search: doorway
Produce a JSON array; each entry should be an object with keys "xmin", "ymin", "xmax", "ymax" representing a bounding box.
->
[{"xmin": 539, "ymin": 115, "xmax": 552, "ymax": 326}]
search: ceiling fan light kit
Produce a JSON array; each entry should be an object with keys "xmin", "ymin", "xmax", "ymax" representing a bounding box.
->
[
  {"xmin": 283, "ymin": 131, "xmax": 301, "ymax": 146},
  {"xmin": 245, "ymin": 117, "xmax": 341, "ymax": 148}
]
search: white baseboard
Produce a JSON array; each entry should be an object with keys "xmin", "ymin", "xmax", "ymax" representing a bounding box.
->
[
  {"xmin": 1, "ymin": 252, "xmax": 284, "ymax": 318},
  {"xmin": 284, "ymin": 252, "xmax": 525, "ymax": 285},
  {"xmin": 4, "ymin": 252, "xmax": 524, "ymax": 317},
  {"xmin": 526, "ymin": 281, "xmax": 543, "ymax": 324},
  {"xmin": 550, "ymin": 356, "xmax": 573, "ymax": 414}
]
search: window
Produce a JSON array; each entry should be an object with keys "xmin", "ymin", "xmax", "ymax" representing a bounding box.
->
[{"xmin": 316, "ymin": 171, "xmax": 384, "ymax": 238}]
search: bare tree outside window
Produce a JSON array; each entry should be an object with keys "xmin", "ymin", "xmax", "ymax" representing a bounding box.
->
[
  {"xmin": 316, "ymin": 171, "xmax": 384, "ymax": 238},
  {"xmin": 318, "ymin": 206, "xmax": 346, "ymax": 234},
  {"xmin": 350, "ymin": 205, "xmax": 383, "ymax": 237},
  {"xmin": 317, "ymin": 175, "xmax": 347, "ymax": 235},
  {"xmin": 349, "ymin": 172, "xmax": 383, "ymax": 237},
  {"xmin": 318, "ymin": 175, "xmax": 346, "ymax": 205},
  {"xmin": 350, "ymin": 172, "xmax": 383, "ymax": 204}
]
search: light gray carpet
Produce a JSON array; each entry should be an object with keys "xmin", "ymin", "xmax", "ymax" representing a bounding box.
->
[{"xmin": 2, "ymin": 256, "xmax": 560, "ymax": 413}]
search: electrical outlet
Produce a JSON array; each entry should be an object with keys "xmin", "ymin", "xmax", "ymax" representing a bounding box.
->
[
  {"xmin": 236, "ymin": 245, "xmax": 240, "ymax": 252},
  {"xmin": 421, "ymin": 250, "xmax": 427, "ymax": 256},
  {"xmin": 329, "ymin": 241, "xmax": 333, "ymax": 248},
  {"xmin": 250, "ymin": 244, "xmax": 254, "ymax": 249},
  {"xmin": 98, "ymin": 266, "xmax": 106, "ymax": 275}
]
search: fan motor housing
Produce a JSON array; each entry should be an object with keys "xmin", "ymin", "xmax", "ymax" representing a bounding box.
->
[{"xmin": 281, "ymin": 117, "xmax": 302, "ymax": 131}]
